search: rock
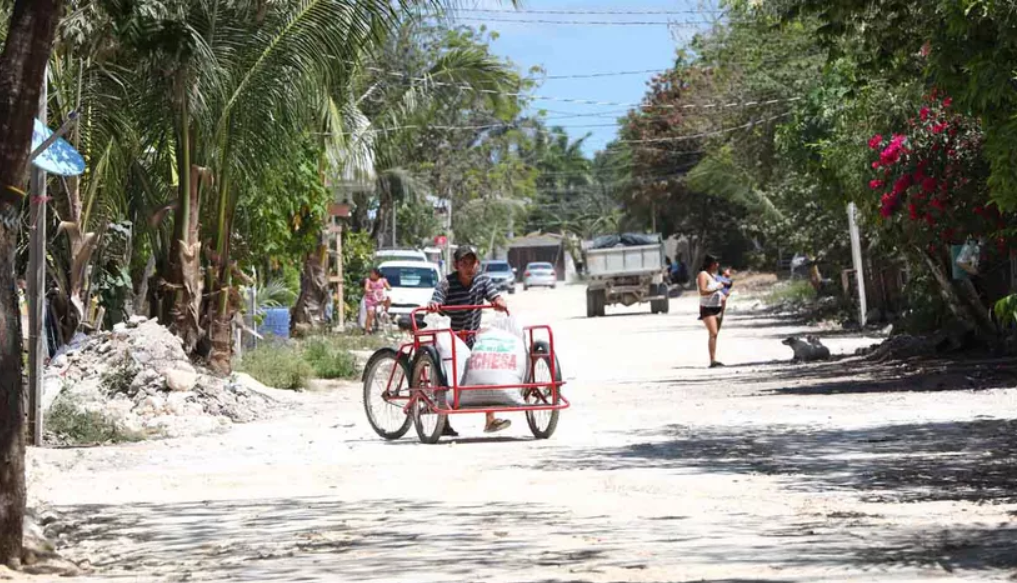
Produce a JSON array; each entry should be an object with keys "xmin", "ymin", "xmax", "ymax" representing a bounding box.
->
[
  {"xmin": 165, "ymin": 369, "xmax": 198, "ymax": 392},
  {"xmin": 130, "ymin": 369, "xmax": 163, "ymax": 394},
  {"xmin": 21, "ymin": 557, "xmax": 81, "ymax": 577},
  {"xmin": 129, "ymin": 315, "xmax": 149, "ymax": 325},
  {"xmin": 113, "ymin": 322, "xmax": 128, "ymax": 332},
  {"xmin": 135, "ymin": 394, "xmax": 166, "ymax": 417}
]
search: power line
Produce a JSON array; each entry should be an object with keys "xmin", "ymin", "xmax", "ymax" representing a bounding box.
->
[
  {"xmin": 541, "ymin": 68, "xmax": 670, "ymax": 80},
  {"xmin": 332, "ymin": 110, "xmax": 791, "ymax": 140},
  {"xmin": 456, "ymin": 16, "xmax": 718, "ymax": 26},
  {"xmin": 454, "ymin": 8, "xmax": 724, "ymax": 16},
  {"xmin": 354, "ymin": 62, "xmax": 801, "ymax": 109},
  {"xmin": 615, "ymin": 112, "xmax": 792, "ymax": 144}
]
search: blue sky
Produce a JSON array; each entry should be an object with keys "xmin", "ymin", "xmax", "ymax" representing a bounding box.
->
[{"xmin": 457, "ymin": 0, "xmax": 720, "ymax": 156}]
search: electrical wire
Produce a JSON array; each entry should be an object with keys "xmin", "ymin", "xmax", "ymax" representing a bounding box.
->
[
  {"xmin": 454, "ymin": 8, "xmax": 725, "ymax": 16},
  {"xmin": 455, "ymin": 16, "xmax": 718, "ymax": 26}
]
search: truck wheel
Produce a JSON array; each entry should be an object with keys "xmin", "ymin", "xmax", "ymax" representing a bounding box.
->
[
  {"xmin": 657, "ymin": 284, "xmax": 670, "ymax": 314},
  {"xmin": 595, "ymin": 290, "xmax": 607, "ymax": 317},
  {"xmin": 586, "ymin": 289, "xmax": 597, "ymax": 318}
]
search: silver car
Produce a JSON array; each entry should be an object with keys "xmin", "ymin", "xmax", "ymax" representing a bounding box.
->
[{"xmin": 523, "ymin": 262, "xmax": 557, "ymax": 290}]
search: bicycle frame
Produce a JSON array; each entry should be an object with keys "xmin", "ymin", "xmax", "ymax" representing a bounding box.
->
[{"xmin": 377, "ymin": 304, "xmax": 569, "ymax": 417}]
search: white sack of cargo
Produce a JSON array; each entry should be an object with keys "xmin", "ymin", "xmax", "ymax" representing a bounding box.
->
[{"xmin": 458, "ymin": 326, "xmax": 528, "ymax": 407}]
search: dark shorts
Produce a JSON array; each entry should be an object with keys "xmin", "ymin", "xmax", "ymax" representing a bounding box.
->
[{"xmin": 699, "ymin": 306, "xmax": 723, "ymax": 320}]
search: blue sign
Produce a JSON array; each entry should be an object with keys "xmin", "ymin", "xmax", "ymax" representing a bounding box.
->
[{"xmin": 31, "ymin": 118, "xmax": 85, "ymax": 176}]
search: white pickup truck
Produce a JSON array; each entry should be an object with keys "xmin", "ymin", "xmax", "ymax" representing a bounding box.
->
[{"xmin": 584, "ymin": 233, "xmax": 669, "ymax": 317}]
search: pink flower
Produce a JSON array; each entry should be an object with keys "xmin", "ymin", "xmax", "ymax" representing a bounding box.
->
[
  {"xmin": 880, "ymin": 192, "xmax": 899, "ymax": 218},
  {"xmin": 932, "ymin": 122, "xmax": 948, "ymax": 134},
  {"xmin": 943, "ymin": 97, "xmax": 953, "ymax": 108},
  {"xmin": 930, "ymin": 198, "xmax": 946, "ymax": 211},
  {"xmin": 921, "ymin": 177, "xmax": 937, "ymax": 193},
  {"xmin": 880, "ymin": 147, "xmax": 901, "ymax": 166},
  {"xmin": 908, "ymin": 203, "xmax": 919, "ymax": 220},
  {"xmin": 974, "ymin": 205, "xmax": 985, "ymax": 216},
  {"xmin": 869, "ymin": 179, "xmax": 885, "ymax": 190},
  {"xmin": 872, "ymin": 161, "xmax": 881, "ymax": 169},
  {"xmin": 868, "ymin": 134, "xmax": 884, "ymax": 150},
  {"xmin": 892, "ymin": 174, "xmax": 913, "ymax": 194},
  {"xmin": 920, "ymin": 107, "xmax": 930, "ymax": 121},
  {"xmin": 924, "ymin": 214, "xmax": 937, "ymax": 226}
]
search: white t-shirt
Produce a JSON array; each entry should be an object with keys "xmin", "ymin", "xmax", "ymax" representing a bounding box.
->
[{"xmin": 699, "ymin": 272, "xmax": 725, "ymax": 308}]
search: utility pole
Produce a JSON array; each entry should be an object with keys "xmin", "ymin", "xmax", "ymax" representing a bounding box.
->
[
  {"xmin": 847, "ymin": 202, "xmax": 867, "ymax": 327},
  {"xmin": 336, "ymin": 222, "xmax": 344, "ymax": 330},
  {"xmin": 445, "ymin": 194, "xmax": 454, "ymax": 271},
  {"xmin": 27, "ymin": 68, "xmax": 47, "ymax": 446},
  {"xmin": 391, "ymin": 204, "xmax": 397, "ymax": 248}
]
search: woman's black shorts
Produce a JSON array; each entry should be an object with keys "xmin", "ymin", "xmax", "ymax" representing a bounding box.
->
[{"xmin": 699, "ymin": 306, "xmax": 723, "ymax": 320}]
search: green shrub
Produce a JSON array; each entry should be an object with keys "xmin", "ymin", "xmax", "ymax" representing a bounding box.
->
[
  {"xmin": 100, "ymin": 355, "xmax": 139, "ymax": 396},
  {"xmin": 301, "ymin": 336, "xmax": 359, "ymax": 379},
  {"xmin": 316, "ymin": 332, "xmax": 388, "ymax": 352},
  {"xmin": 47, "ymin": 398, "xmax": 147, "ymax": 445},
  {"xmin": 765, "ymin": 280, "xmax": 817, "ymax": 306},
  {"xmin": 238, "ymin": 343, "xmax": 313, "ymax": 390}
]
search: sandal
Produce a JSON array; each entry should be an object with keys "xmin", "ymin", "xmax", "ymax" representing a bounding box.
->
[{"xmin": 484, "ymin": 418, "xmax": 511, "ymax": 433}]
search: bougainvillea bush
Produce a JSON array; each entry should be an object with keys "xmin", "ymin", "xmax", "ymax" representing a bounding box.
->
[
  {"xmin": 868, "ymin": 93, "xmax": 1008, "ymax": 254},
  {"xmin": 867, "ymin": 93, "xmax": 1013, "ymax": 337}
]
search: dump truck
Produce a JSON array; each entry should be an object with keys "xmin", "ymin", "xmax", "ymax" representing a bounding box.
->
[{"xmin": 584, "ymin": 233, "xmax": 669, "ymax": 317}]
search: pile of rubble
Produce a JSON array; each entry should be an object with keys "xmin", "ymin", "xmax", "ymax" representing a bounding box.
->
[{"xmin": 43, "ymin": 317, "xmax": 280, "ymax": 442}]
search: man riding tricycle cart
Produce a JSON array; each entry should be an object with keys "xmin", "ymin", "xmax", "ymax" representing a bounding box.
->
[{"xmin": 360, "ymin": 245, "xmax": 569, "ymax": 444}]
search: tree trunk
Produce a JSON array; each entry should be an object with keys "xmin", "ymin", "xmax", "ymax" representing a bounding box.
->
[
  {"xmin": 163, "ymin": 85, "xmax": 203, "ymax": 353},
  {"xmin": 0, "ymin": 0, "xmax": 64, "ymax": 568},
  {"xmin": 207, "ymin": 164, "xmax": 242, "ymax": 374},
  {"xmin": 290, "ymin": 244, "xmax": 329, "ymax": 336},
  {"xmin": 918, "ymin": 246, "xmax": 996, "ymax": 338}
]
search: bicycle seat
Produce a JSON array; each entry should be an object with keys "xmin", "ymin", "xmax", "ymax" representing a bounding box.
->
[{"xmin": 397, "ymin": 313, "xmax": 428, "ymax": 331}]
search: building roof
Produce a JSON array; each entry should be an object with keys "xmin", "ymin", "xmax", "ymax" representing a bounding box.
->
[{"xmin": 507, "ymin": 233, "xmax": 564, "ymax": 249}]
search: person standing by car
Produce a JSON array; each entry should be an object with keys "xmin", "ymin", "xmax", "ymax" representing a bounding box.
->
[
  {"xmin": 697, "ymin": 255, "xmax": 728, "ymax": 368},
  {"xmin": 428, "ymin": 244, "xmax": 511, "ymax": 436}
]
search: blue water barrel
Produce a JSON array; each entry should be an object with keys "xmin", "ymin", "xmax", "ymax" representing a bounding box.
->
[{"xmin": 259, "ymin": 308, "xmax": 291, "ymax": 339}]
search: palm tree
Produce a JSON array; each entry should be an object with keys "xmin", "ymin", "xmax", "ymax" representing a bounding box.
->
[{"xmin": 290, "ymin": 18, "xmax": 523, "ymax": 330}]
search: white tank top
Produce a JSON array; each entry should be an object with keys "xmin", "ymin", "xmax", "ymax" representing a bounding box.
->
[{"xmin": 699, "ymin": 272, "xmax": 724, "ymax": 308}]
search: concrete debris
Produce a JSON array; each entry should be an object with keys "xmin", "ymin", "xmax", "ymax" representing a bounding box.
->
[{"xmin": 43, "ymin": 319, "xmax": 280, "ymax": 442}]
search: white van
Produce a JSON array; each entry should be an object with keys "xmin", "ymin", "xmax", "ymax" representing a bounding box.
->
[
  {"xmin": 377, "ymin": 260, "xmax": 442, "ymax": 318},
  {"xmin": 375, "ymin": 248, "xmax": 427, "ymax": 264}
]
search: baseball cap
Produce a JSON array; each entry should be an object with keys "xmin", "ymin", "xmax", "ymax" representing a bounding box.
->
[{"xmin": 454, "ymin": 245, "xmax": 478, "ymax": 262}]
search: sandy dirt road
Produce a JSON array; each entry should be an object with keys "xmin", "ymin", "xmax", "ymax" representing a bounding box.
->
[{"xmin": 17, "ymin": 285, "xmax": 1017, "ymax": 582}]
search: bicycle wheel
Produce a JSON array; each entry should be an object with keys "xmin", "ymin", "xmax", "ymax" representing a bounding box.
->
[
  {"xmin": 362, "ymin": 348, "xmax": 413, "ymax": 440},
  {"xmin": 525, "ymin": 341, "xmax": 563, "ymax": 439},
  {"xmin": 410, "ymin": 345, "xmax": 448, "ymax": 444}
]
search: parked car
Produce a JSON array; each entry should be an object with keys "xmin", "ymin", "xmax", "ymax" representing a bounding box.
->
[
  {"xmin": 377, "ymin": 261, "xmax": 441, "ymax": 322},
  {"xmin": 523, "ymin": 262, "xmax": 557, "ymax": 290},
  {"xmin": 375, "ymin": 248, "xmax": 427, "ymax": 264},
  {"xmin": 482, "ymin": 260, "xmax": 516, "ymax": 294}
]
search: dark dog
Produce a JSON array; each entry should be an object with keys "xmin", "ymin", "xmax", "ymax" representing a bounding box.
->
[{"xmin": 782, "ymin": 335, "xmax": 831, "ymax": 362}]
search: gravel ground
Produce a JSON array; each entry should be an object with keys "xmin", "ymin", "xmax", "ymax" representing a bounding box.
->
[{"xmin": 12, "ymin": 284, "xmax": 1017, "ymax": 582}]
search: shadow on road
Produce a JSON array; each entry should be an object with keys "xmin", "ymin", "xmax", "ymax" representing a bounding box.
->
[{"xmin": 541, "ymin": 418, "xmax": 1017, "ymax": 505}]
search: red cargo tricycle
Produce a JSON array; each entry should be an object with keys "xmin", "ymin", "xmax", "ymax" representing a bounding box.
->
[{"xmin": 362, "ymin": 304, "xmax": 569, "ymax": 444}]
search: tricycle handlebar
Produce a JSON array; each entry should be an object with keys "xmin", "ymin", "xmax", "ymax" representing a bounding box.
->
[{"xmin": 409, "ymin": 304, "xmax": 505, "ymax": 334}]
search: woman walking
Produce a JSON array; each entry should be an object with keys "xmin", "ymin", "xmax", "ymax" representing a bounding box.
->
[{"xmin": 697, "ymin": 255, "xmax": 728, "ymax": 368}]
